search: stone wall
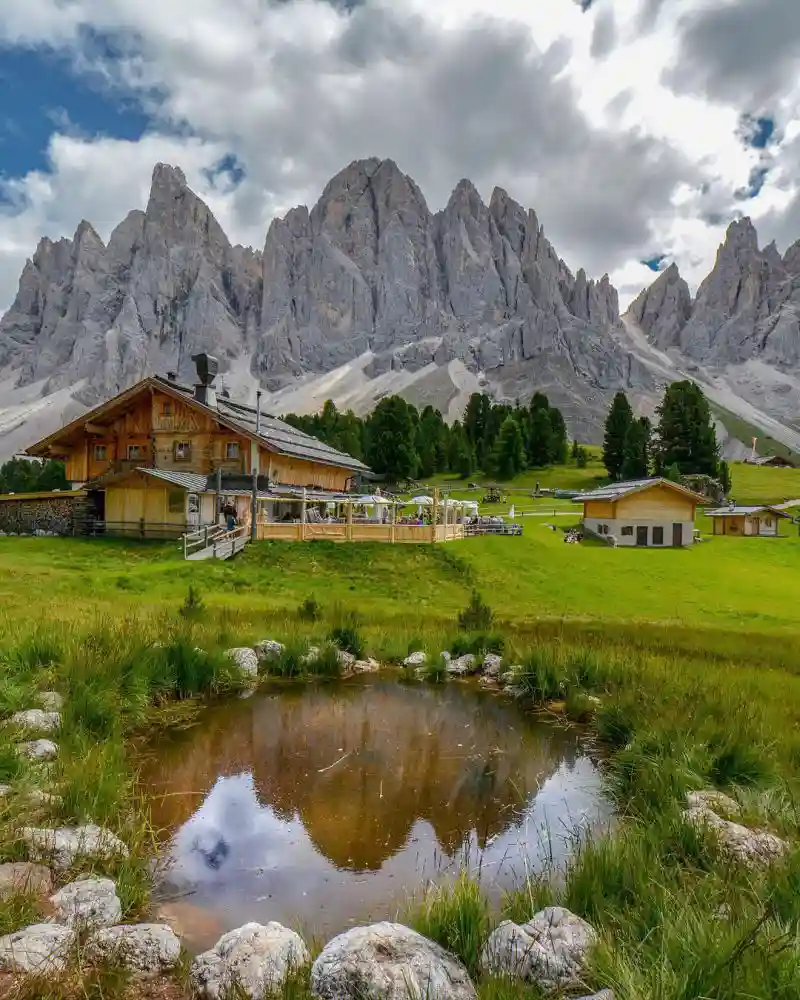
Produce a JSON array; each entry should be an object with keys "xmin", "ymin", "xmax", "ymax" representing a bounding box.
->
[{"xmin": 0, "ymin": 494, "xmax": 83, "ymax": 536}]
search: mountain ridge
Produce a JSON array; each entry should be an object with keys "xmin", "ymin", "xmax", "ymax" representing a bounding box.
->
[{"xmin": 0, "ymin": 159, "xmax": 798, "ymax": 461}]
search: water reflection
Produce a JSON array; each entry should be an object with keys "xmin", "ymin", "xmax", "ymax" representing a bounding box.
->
[{"xmin": 140, "ymin": 680, "xmax": 609, "ymax": 949}]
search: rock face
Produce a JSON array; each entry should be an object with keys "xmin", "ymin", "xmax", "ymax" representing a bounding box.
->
[
  {"xmin": 20, "ymin": 824, "xmax": 129, "ymax": 870},
  {"xmin": 310, "ymin": 921, "xmax": 477, "ymax": 1000},
  {"xmin": 190, "ymin": 922, "xmax": 310, "ymax": 999},
  {"xmin": 481, "ymin": 906, "xmax": 597, "ymax": 991},
  {"xmin": 0, "ymin": 159, "xmax": 655, "ymax": 453},
  {"xmin": 626, "ymin": 263, "xmax": 692, "ymax": 351},
  {"xmin": 50, "ymin": 876, "xmax": 122, "ymax": 929},
  {"xmin": 0, "ymin": 923, "xmax": 75, "ymax": 974},
  {"xmin": 85, "ymin": 923, "xmax": 182, "ymax": 977},
  {"xmin": 683, "ymin": 793, "xmax": 788, "ymax": 867}
]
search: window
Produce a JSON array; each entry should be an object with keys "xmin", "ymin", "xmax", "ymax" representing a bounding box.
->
[
  {"xmin": 161, "ymin": 403, "xmax": 173, "ymax": 416},
  {"xmin": 621, "ymin": 525, "xmax": 633, "ymax": 537},
  {"xmin": 93, "ymin": 444, "xmax": 107, "ymax": 461},
  {"xmin": 225, "ymin": 442, "xmax": 241, "ymax": 460},
  {"xmin": 127, "ymin": 445, "xmax": 142, "ymax": 460},
  {"xmin": 653, "ymin": 526, "xmax": 664, "ymax": 545},
  {"xmin": 596, "ymin": 524, "xmax": 608, "ymax": 535},
  {"xmin": 168, "ymin": 489, "xmax": 184, "ymax": 514},
  {"xmin": 174, "ymin": 441, "xmax": 191, "ymax": 462}
]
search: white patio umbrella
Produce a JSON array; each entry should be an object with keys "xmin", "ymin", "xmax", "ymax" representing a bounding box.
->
[
  {"xmin": 409, "ymin": 495, "xmax": 435, "ymax": 505},
  {"xmin": 355, "ymin": 495, "xmax": 393, "ymax": 505}
]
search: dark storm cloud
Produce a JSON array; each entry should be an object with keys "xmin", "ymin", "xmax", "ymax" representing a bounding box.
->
[{"xmin": 664, "ymin": 0, "xmax": 800, "ymax": 108}]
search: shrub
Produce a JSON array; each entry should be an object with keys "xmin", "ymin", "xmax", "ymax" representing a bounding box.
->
[
  {"xmin": 298, "ymin": 597, "xmax": 322, "ymax": 622},
  {"xmin": 329, "ymin": 625, "xmax": 365, "ymax": 659},
  {"xmin": 179, "ymin": 586, "xmax": 205, "ymax": 619},
  {"xmin": 511, "ymin": 647, "xmax": 568, "ymax": 702},
  {"xmin": 458, "ymin": 591, "xmax": 494, "ymax": 632},
  {"xmin": 271, "ymin": 641, "xmax": 310, "ymax": 679},
  {"xmin": 306, "ymin": 642, "xmax": 343, "ymax": 679}
]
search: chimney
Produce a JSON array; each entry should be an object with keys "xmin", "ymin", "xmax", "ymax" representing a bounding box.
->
[
  {"xmin": 191, "ymin": 353, "xmax": 218, "ymax": 408},
  {"xmin": 166, "ymin": 371, "xmax": 177, "ymax": 382},
  {"xmin": 256, "ymin": 389, "xmax": 263, "ymax": 436}
]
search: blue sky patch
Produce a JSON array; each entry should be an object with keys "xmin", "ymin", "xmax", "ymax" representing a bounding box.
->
[
  {"xmin": 738, "ymin": 113, "xmax": 775, "ymax": 149},
  {"xmin": 204, "ymin": 154, "xmax": 246, "ymax": 191},
  {"xmin": 735, "ymin": 165, "xmax": 769, "ymax": 200},
  {"xmin": 0, "ymin": 45, "xmax": 151, "ymax": 181},
  {"xmin": 641, "ymin": 255, "xmax": 667, "ymax": 272}
]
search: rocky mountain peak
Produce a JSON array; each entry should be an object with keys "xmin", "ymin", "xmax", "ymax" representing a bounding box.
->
[
  {"xmin": 721, "ymin": 216, "xmax": 759, "ymax": 256},
  {"xmin": 624, "ymin": 260, "xmax": 692, "ymax": 350}
]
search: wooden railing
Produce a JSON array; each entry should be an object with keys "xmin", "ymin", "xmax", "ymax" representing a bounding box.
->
[{"xmin": 183, "ymin": 523, "xmax": 227, "ymax": 559}]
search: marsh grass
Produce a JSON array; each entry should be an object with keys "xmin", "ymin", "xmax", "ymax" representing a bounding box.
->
[{"xmin": 408, "ymin": 872, "xmax": 490, "ymax": 979}]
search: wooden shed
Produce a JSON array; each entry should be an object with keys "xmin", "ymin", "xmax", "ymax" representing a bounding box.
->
[
  {"xmin": 706, "ymin": 505, "xmax": 791, "ymax": 537},
  {"xmin": 581, "ymin": 478, "xmax": 706, "ymax": 548}
]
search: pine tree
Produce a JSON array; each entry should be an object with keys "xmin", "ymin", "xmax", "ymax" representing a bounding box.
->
[
  {"xmin": 603, "ymin": 391, "xmax": 633, "ymax": 480},
  {"xmin": 719, "ymin": 459, "xmax": 732, "ymax": 496},
  {"xmin": 493, "ymin": 417, "xmax": 526, "ymax": 480},
  {"xmin": 527, "ymin": 408, "xmax": 553, "ymax": 467},
  {"xmin": 548, "ymin": 408, "xmax": 569, "ymax": 465},
  {"xmin": 621, "ymin": 417, "xmax": 651, "ymax": 480},
  {"xmin": 571, "ymin": 438, "xmax": 580, "ymax": 461},
  {"xmin": 365, "ymin": 396, "xmax": 419, "ymax": 481},
  {"xmin": 655, "ymin": 381, "xmax": 719, "ymax": 476}
]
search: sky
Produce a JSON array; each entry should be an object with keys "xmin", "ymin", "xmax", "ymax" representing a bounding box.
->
[{"xmin": 1, "ymin": 0, "xmax": 799, "ymax": 314}]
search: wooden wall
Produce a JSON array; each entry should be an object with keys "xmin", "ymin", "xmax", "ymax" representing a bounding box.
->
[
  {"xmin": 615, "ymin": 486, "xmax": 696, "ymax": 521},
  {"xmin": 265, "ymin": 451, "xmax": 351, "ymax": 491}
]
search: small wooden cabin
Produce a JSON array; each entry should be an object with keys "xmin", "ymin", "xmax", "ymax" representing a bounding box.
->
[
  {"xmin": 25, "ymin": 355, "xmax": 370, "ymax": 538},
  {"xmin": 582, "ymin": 478, "xmax": 705, "ymax": 548},
  {"xmin": 706, "ymin": 505, "xmax": 791, "ymax": 537}
]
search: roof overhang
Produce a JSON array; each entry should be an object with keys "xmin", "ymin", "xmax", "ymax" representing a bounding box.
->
[{"xmin": 583, "ymin": 478, "xmax": 710, "ymax": 506}]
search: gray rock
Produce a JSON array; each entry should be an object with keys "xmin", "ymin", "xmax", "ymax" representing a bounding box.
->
[
  {"xmin": 17, "ymin": 739, "xmax": 58, "ymax": 760},
  {"xmin": 9, "ymin": 709, "xmax": 61, "ymax": 733},
  {"xmin": 310, "ymin": 921, "xmax": 477, "ymax": 1000},
  {"xmin": 481, "ymin": 906, "xmax": 597, "ymax": 990},
  {"xmin": 225, "ymin": 648, "xmax": 259, "ymax": 680},
  {"xmin": 576, "ymin": 993, "xmax": 613, "ymax": 1000},
  {"xmin": 482, "ymin": 653, "xmax": 503, "ymax": 677},
  {"xmin": 686, "ymin": 790, "xmax": 741, "ymax": 817},
  {"xmin": 191, "ymin": 921, "xmax": 310, "ymax": 999},
  {"xmin": 337, "ymin": 649, "xmax": 357, "ymax": 669},
  {"xmin": 25, "ymin": 789, "xmax": 62, "ymax": 808},
  {"xmin": 626, "ymin": 263, "xmax": 692, "ymax": 350},
  {"xmin": 50, "ymin": 876, "xmax": 121, "ymax": 929},
  {"xmin": 35, "ymin": 692, "xmax": 64, "ymax": 712},
  {"xmin": 254, "ymin": 639, "xmax": 284, "ymax": 662},
  {"xmin": 447, "ymin": 654, "xmax": 478, "ymax": 677},
  {"xmin": 351, "ymin": 658, "xmax": 381, "ymax": 674},
  {"xmin": 0, "ymin": 923, "xmax": 75, "ymax": 974},
  {"xmin": 403, "ymin": 651, "xmax": 427, "ymax": 668},
  {"xmin": 85, "ymin": 923, "xmax": 181, "ymax": 977},
  {"xmin": 683, "ymin": 804, "xmax": 788, "ymax": 867},
  {"xmin": 0, "ymin": 862, "xmax": 53, "ymax": 899},
  {"xmin": 20, "ymin": 824, "xmax": 129, "ymax": 871}
]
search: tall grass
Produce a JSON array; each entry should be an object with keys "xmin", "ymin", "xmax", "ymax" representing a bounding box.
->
[{"xmin": 408, "ymin": 872, "xmax": 489, "ymax": 979}]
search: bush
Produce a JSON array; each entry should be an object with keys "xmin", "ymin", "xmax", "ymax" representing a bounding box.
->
[
  {"xmin": 298, "ymin": 597, "xmax": 322, "ymax": 622},
  {"xmin": 179, "ymin": 586, "xmax": 205, "ymax": 619},
  {"xmin": 329, "ymin": 625, "xmax": 365, "ymax": 659},
  {"xmin": 458, "ymin": 591, "xmax": 494, "ymax": 632},
  {"xmin": 271, "ymin": 641, "xmax": 309, "ymax": 679},
  {"xmin": 306, "ymin": 642, "xmax": 343, "ymax": 679}
]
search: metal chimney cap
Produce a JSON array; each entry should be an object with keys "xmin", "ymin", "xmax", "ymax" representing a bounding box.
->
[
  {"xmin": 166, "ymin": 370, "xmax": 177, "ymax": 382},
  {"xmin": 191, "ymin": 353, "xmax": 219, "ymax": 386}
]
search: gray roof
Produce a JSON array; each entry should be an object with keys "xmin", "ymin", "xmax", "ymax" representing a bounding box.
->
[
  {"xmin": 137, "ymin": 468, "xmax": 211, "ymax": 492},
  {"xmin": 153, "ymin": 376, "xmax": 369, "ymax": 474},
  {"xmin": 580, "ymin": 478, "xmax": 662, "ymax": 502},
  {"xmin": 706, "ymin": 505, "xmax": 790, "ymax": 517}
]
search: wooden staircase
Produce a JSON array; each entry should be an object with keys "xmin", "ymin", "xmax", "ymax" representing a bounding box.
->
[{"xmin": 183, "ymin": 524, "xmax": 250, "ymax": 561}]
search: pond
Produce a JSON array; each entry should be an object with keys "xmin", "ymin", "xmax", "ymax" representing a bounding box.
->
[{"xmin": 138, "ymin": 678, "xmax": 611, "ymax": 952}]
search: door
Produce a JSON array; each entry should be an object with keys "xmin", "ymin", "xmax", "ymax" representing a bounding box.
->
[
  {"xmin": 636, "ymin": 526, "xmax": 648, "ymax": 547},
  {"xmin": 672, "ymin": 523, "xmax": 683, "ymax": 547}
]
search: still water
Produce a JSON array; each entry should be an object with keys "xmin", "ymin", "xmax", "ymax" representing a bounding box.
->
[{"xmin": 139, "ymin": 679, "xmax": 610, "ymax": 951}]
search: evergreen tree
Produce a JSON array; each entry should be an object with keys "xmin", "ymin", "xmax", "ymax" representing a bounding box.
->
[
  {"xmin": 527, "ymin": 407, "xmax": 553, "ymax": 467},
  {"xmin": 575, "ymin": 446, "xmax": 589, "ymax": 469},
  {"xmin": 530, "ymin": 391, "xmax": 550, "ymax": 412},
  {"xmin": 464, "ymin": 393, "xmax": 494, "ymax": 470},
  {"xmin": 492, "ymin": 416, "xmax": 526, "ymax": 480},
  {"xmin": 719, "ymin": 459, "xmax": 732, "ymax": 496},
  {"xmin": 571, "ymin": 438, "xmax": 580, "ymax": 461},
  {"xmin": 0, "ymin": 458, "xmax": 67, "ymax": 493},
  {"xmin": 664, "ymin": 461, "xmax": 682, "ymax": 483},
  {"xmin": 548, "ymin": 408, "xmax": 569, "ymax": 465},
  {"xmin": 603, "ymin": 391, "xmax": 633, "ymax": 480},
  {"xmin": 654, "ymin": 381, "xmax": 719, "ymax": 476},
  {"xmin": 365, "ymin": 396, "xmax": 419, "ymax": 481},
  {"xmin": 621, "ymin": 417, "xmax": 651, "ymax": 480}
]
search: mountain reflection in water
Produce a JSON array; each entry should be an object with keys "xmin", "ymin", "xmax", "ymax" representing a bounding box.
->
[{"xmin": 140, "ymin": 679, "xmax": 610, "ymax": 946}]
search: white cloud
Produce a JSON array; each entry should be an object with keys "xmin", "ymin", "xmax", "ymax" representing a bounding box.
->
[{"xmin": 0, "ymin": 0, "xmax": 799, "ymax": 314}]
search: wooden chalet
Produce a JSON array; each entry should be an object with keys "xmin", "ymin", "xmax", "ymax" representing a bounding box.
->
[
  {"xmin": 705, "ymin": 505, "xmax": 792, "ymax": 537},
  {"xmin": 581, "ymin": 478, "xmax": 707, "ymax": 548},
  {"xmin": 25, "ymin": 354, "xmax": 371, "ymax": 540}
]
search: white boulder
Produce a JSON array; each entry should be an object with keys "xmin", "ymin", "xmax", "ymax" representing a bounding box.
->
[
  {"xmin": 191, "ymin": 921, "xmax": 310, "ymax": 999},
  {"xmin": 21, "ymin": 825, "xmax": 129, "ymax": 871},
  {"xmin": 447, "ymin": 654, "xmax": 478, "ymax": 677},
  {"xmin": 50, "ymin": 877, "xmax": 122, "ymax": 929},
  {"xmin": 351, "ymin": 658, "xmax": 381, "ymax": 674},
  {"xmin": 481, "ymin": 906, "xmax": 597, "ymax": 990},
  {"xmin": 310, "ymin": 921, "xmax": 477, "ymax": 1000},
  {"xmin": 225, "ymin": 648, "xmax": 259, "ymax": 679},
  {"xmin": 483, "ymin": 653, "xmax": 503, "ymax": 677},
  {"xmin": 85, "ymin": 923, "xmax": 181, "ymax": 977},
  {"xmin": 337, "ymin": 649, "xmax": 357, "ymax": 669},
  {"xmin": 403, "ymin": 651, "xmax": 427, "ymax": 668},
  {"xmin": 36, "ymin": 692, "xmax": 64, "ymax": 712},
  {"xmin": 683, "ymin": 803, "xmax": 787, "ymax": 867},
  {"xmin": 254, "ymin": 639, "xmax": 284, "ymax": 662},
  {"xmin": 17, "ymin": 739, "xmax": 58, "ymax": 760},
  {"xmin": 0, "ymin": 862, "xmax": 53, "ymax": 899},
  {"xmin": 686, "ymin": 790, "xmax": 740, "ymax": 816},
  {"xmin": 0, "ymin": 923, "xmax": 75, "ymax": 974},
  {"xmin": 9, "ymin": 710, "xmax": 61, "ymax": 734}
]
